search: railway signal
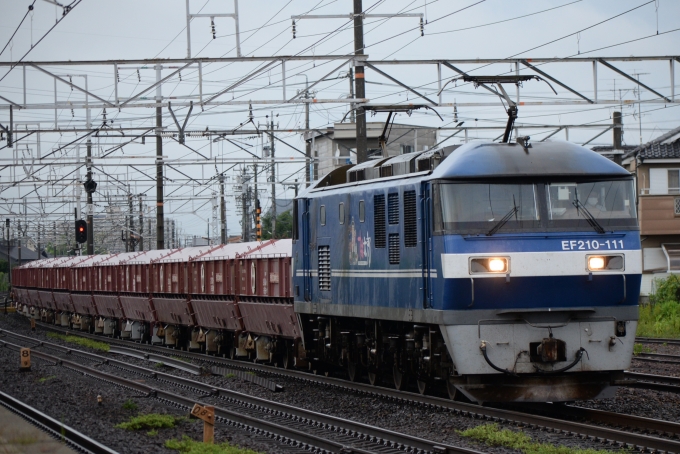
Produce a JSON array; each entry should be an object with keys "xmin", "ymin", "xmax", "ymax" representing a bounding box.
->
[{"xmin": 75, "ymin": 220, "xmax": 87, "ymax": 244}]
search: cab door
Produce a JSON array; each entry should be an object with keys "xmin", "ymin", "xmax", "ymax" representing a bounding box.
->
[
  {"xmin": 301, "ymin": 198, "xmax": 312, "ymax": 301},
  {"xmin": 422, "ymin": 182, "xmax": 434, "ymax": 308}
]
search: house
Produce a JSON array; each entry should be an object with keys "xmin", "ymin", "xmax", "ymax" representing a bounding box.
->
[
  {"xmin": 305, "ymin": 122, "xmax": 439, "ymax": 178},
  {"xmin": 622, "ymin": 126, "xmax": 680, "ymax": 299},
  {"xmin": 0, "ymin": 239, "xmax": 48, "ymax": 266}
]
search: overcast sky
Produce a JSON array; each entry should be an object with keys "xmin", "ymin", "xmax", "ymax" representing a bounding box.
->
[{"xmin": 1, "ymin": 0, "xmax": 679, "ymax": 245}]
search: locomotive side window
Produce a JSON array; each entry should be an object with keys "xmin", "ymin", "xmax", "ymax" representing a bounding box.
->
[
  {"xmin": 404, "ymin": 190, "xmax": 417, "ymax": 247},
  {"xmin": 320, "ymin": 205, "xmax": 326, "ymax": 226},
  {"xmin": 339, "ymin": 203, "xmax": 345, "ymax": 224},
  {"xmin": 374, "ymin": 194, "xmax": 386, "ymax": 248},
  {"xmin": 359, "ymin": 200, "xmax": 365, "ymax": 223}
]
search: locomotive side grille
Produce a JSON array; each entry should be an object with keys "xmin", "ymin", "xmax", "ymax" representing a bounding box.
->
[
  {"xmin": 389, "ymin": 234, "xmax": 400, "ymax": 264},
  {"xmin": 388, "ymin": 193, "xmax": 399, "ymax": 224},
  {"xmin": 374, "ymin": 194, "xmax": 386, "ymax": 248},
  {"xmin": 318, "ymin": 245, "xmax": 331, "ymax": 291},
  {"xmin": 404, "ymin": 190, "xmax": 417, "ymax": 247}
]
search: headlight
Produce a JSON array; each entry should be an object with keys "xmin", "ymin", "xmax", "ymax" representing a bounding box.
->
[
  {"xmin": 587, "ymin": 255, "xmax": 624, "ymax": 271},
  {"xmin": 470, "ymin": 257, "xmax": 509, "ymax": 274}
]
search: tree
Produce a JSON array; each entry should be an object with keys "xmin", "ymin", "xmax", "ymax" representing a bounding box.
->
[{"xmin": 261, "ymin": 210, "xmax": 293, "ymax": 240}]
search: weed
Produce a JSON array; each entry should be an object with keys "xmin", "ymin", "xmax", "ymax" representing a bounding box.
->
[
  {"xmin": 245, "ymin": 371, "xmax": 256, "ymax": 376},
  {"xmin": 458, "ymin": 423, "xmax": 615, "ymax": 454},
  {"xmin": 147, "ymin": 429, "xmax": 158, "ymax": 436},
  {"xmin": 46, "ymin": 332, "xmax": 110, "ymax": 352},
  {"xmin": 224, "ymin": 373, "xmax": 236, "ymax": 379},
  {"xmin": 122, "ymin": 399, "xmax": 138, "ymax": 412},
  {"xmin": 38, "ymin": 375, "xmax": 57, "ymax": 383},
  {"xmin": 165, "ymin": 435, "xmax": 261, "ymax": 454},
  {"xmin": 171, "ymin": 355, "xmax": 191, "ymax": 363},
  {"xmin": 633, "ymin": 343, "xmax": 653, "ymax": 355},
  {"xmin": 8, "ymin": 434, "xmax": 38, "ymax": 445},
  {"xmin": 154, "ymin": 362, "xmax": 165, "ymax": 369},
  {"xmin": 116, "ymin": 414, "xmax": 184, "ymax": 431}
]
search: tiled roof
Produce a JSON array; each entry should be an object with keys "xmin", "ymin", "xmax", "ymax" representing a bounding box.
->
[{"xmin": 623, "ymin": 125, "xmax": 680, "ymax": 160}]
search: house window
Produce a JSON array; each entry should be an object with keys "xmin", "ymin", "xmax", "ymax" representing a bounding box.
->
[
  {"xmin": 675, "ymin": 198, "xmax": 680, "ymax": 216},
  {"xmin": 320, "ymin": 205, "xmax": 326, "ymax": 226},
  {"xmin": 670, "ymin": 170, "xmax": 680, "ymax": 194},
  {"xmin": 400, "ymin": 144, "xmax": 413, "ymax": 155},
  {"xmin": 359, "ymin": 200, "xmax": 365, "ymax": 222}
]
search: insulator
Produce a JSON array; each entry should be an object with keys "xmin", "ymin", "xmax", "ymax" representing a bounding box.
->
[
  {"xmin": 71, "ymin": 109, "xmax": 74, "ymax": 118},
  {"xmin": 211, "ymin": 18, "xmax": 216, "ymax": 39},
  {"xmin": 420, "ymin": 17, "xmax": 424, "ymax": 36},
  {"xmin": 116, "ymin": 70, "xmax": 120, "ymax": 82},
  {"xmin": 178, "ymin": 71, "xmax": 182, "ymax": 82},
  {"xmin": 292, "ymin": 20, "xmax": 296, "ymax": 39},
  {"xmin": 69, "ymin": 76, "xmax": 73, "ymax": 91},
  {"xmin": 137, "ymin": 69, "xmax": 141, "ymax": 82}
]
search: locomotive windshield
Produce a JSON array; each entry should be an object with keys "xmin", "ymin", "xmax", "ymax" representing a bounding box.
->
[{"xmin": 436, "ymin": 179, "xmax": 637, "ymax": 234}]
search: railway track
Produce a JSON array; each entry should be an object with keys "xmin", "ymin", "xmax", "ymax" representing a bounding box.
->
[
  {"xmin": 9, "ymin": 322, "xmax": 680, "ymax": 453},
  {"xmin": 0, "ymin": 328, "xmax": 482, "ymax": 454},
  {"xmin": 636, "ymin": 337, "xmax": 680, "ymax": 346},
  {"xmin": 633, "ymin": 351, "xmax": 680, "ymax": 364},
  {"xmin": 0, "ymin": 389, "xmax": 119, "ymax": 454}
]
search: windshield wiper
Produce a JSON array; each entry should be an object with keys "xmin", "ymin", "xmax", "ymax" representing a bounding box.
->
[
  {"xmin": 573, "ymin": 189, "xmax": 606, "ymax": 234},
  {"xmin": 487, "ymin": 199, "xmax": 519, "ymax": 236}
]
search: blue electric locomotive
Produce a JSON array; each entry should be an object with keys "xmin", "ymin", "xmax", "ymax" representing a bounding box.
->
[{"xmin": 292, "ymin": 139, "xmax": 640, "ymax": 403}]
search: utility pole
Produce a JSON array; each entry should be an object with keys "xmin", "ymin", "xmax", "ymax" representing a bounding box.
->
[
  {"xmin": 5, "ymin": 219, "xmax": 10, "ymax": 286},
  {"xmin": 270, "ymin": 112, "xmax": 276, "ymax": 239},
  {"xmin": 353, "ymin": 0, "xmax": 368, "ymax": 164},
  {"xmin": 138, "ymin": 195, "xmax": 144, "ymax": 251},
  {"xmin": 155, "ymin": 64, "xmax": 165, "ymax": 250},
  {"xmin": 37, "ymin": 224, "xmax": 40, "ymax": 260},
  {"xmin": 17, "ymin": 221, "xmax": 21, "ymax": 265},
  {"xmin": 128, "ymin": 192, "xmax": 135, "ymax": 252},
  {"xmin": 220, "ymin": 174, "xmax": 226, "ymax": 244},
  {"xmin": 86, "ymin": 139, "xmax": 94, "ymax": 255},
  {"xmin": 348, "ymin": 67, "xmax": 356, "ymax": 123},
  {"xmin": 253, "ymin": 163, "xmax": 258, "ymax": 242},
  {"xmin": 613, "ymin": 111, "xmax": 623, "ymax": 166},
  {"xmin": 632, "ymin": 72, "xmax": 649, "ymax": 146},
  {"xmin": 300, "ymin": 76, "xmax": 311, "ymax": 187}
]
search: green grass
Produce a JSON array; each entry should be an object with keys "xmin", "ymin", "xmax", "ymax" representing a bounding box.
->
[
  {"xmin": 245, "ymin": 371, "xmax": 256, "ymax": 376},
  {"xmin": 633, "ymin": 343, "xmax": 653, "ymax": 355},
  {"xmin": 224, "ymin": 373, "xmax": 236, "ymax": 379},
  {"xmin": 638, "ymin": 275, "xmax": 680, "ymax": 338},
  {"xmin": 458, "ymin": 424, "xmax": 616, "ymax": 454},
  {"xmin": 38, "ymin": 375, "xmax": 57, "ymax": 383},
  {"xmin": 122, "ymin": 399, "xmax": 138, "ymax": 412},
  {"xmin": 46, "ymin": 332, "xmax": 110, "ymax": 352},
  {"xmin": 147, "ymin": 429, "xmax": 158, "ymax": 436},
  {"xmin": 165, "ymin": 435, "xmax": 261, "ymax": 454},
  {"xmin": 154, "ymin": 362, "xmax": 165, "ymax": 369},
  {"xmin": 115, "ymin": 414, "xmax": 184, "ymax": 431}
]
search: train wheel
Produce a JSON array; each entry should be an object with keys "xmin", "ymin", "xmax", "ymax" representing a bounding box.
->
[
  {"xmin": 368, "ymin": 370, "xmax": 379, "ymax": 386},
  {"xmin": 416, "ymin": 379, "xmax": 428, "ymax": 395},
  {"xmin": 282, "ymin": 344, "xmax": 293, "ymax": 369},
  {"xmin": 347, "ymin": 361, "xmax": 359, "ymax": 382},
  {"xmin": 446, "ymin": 379, "xmax": 461, "ymax": 401},
  {"xmin": 392, "ymin": 366, "xmax": 408, "ymax": 391}
]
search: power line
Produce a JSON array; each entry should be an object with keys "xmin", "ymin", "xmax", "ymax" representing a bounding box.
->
[{"xmin": 0, "ymin": 0, "xmax": 38, "ymax": 57}]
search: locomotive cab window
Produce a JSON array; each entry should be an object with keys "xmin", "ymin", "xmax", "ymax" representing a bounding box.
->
[
  {"xmin": 546, "ymin": 179, "xmax": 637, "ymax": 230},
  {"xmin": 320, "ymin": 205, "xmax": 326, "ymax": 226},
  {"xmin": 339, "ymin": 203, "xmax": 345, "ymax": 224},
  {"xmin": 359, "ymin": 200, "xmax": 365, "ymax": 223},
  {"xmin": 437, "ymin": 183, "xmax": 539, "ymax": 234}
]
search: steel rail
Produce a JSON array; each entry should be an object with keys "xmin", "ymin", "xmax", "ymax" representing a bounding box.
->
[
  {"xmin": 0, "ymin": 332, "xmax": 480, "ymax": 454},
  {"xmin": 27, "ymin": 322, "xmax": 680, "ymax": 453},
  {"xmin": 109, "ymin": 345, "xmax": 202, "ymax": 375},
  {"xmin": 0, "ymin": 390, "xmax": 119, "ymax": 454},
  {"xmin": 635, "ymin": 337, "xmax": 680, "ymax": 346}
]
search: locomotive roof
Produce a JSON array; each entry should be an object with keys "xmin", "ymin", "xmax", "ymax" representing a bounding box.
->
[{"xmin": 428, "ymin": 140, "xmax": 631, "ymax": 180}]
